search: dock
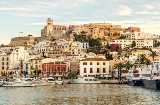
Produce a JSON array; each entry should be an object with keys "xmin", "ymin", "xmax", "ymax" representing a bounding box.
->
[{"xmin": 101, "ymin": 80, "xmax": 128, "ymax": 84}]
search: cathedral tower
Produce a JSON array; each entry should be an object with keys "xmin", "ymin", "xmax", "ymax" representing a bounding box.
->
[{"xmin": 46, "ymin": 18, "xmax": 53, "ymax": 36}]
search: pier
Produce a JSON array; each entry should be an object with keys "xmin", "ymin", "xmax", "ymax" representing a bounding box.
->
[{"xmin": 101, "ymin": 79, "xmax": 128, "ymax": 84}]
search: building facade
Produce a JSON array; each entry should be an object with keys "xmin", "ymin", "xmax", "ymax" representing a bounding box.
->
[
  {"xmin": 10, "ymin": 35, "xmax": 34, "ymax": 47},
  {"xmin": 41, "ymin": 62, "xmax": 68, "ymax": 77},
  {"xmin": 79, "ymin": 58, "xmax": 109, "ymax": 77}
]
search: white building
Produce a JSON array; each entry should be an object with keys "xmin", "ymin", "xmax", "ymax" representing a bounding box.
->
[
  {"xmin": 36, "ymin": 40, "xmax": 51, "ymax": 47},
  {"xmin": 79, "ymin": 58, "xmax": 109, "ymax": 77},
  {"xmin": 0, "ymin": 46, "xmax": 30, "ymax": 75},
  {"xmin": 124, "ymin": 32, "xmax": 155, "ymax": 40},
  {"xmin": 111, "ymin": 39, "xmax": 153, "ymax": 49}
]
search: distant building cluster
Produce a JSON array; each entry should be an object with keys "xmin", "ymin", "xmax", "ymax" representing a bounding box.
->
[{"xmin": 1, "ymin": 18, "xmax": 160, "ymax": 78}]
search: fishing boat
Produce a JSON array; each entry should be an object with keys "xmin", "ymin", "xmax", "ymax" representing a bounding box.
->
[{"xmin": 70, "ymin": 75, "xmax": 101, "ymax": 84}]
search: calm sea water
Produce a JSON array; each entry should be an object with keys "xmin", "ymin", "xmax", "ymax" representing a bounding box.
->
[{"xmin": 0, "ymin": 84, "xmax": 160, "ymax": 105}]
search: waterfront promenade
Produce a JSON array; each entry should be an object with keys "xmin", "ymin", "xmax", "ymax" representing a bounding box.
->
[{"xmin": 64, "ymin": 79, "xmax": 128, "ymax": 84}]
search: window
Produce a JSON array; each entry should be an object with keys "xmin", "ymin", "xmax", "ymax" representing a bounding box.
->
[
  {"xmin": 44, "ymin": 66, "xmax": 46, "ymax": 71},
  {"xmin": 103, "ymin": 68, "xmax": 106, "ymax": 73},
  {"xmin": 83, "ymin": 62, "xmax": 87, "ymax": 65},
  {"xmin": 84, "ymin": 68, "xmax": 86, "ymax": 73},
  {"xmin": 97, "ymin": 68, "xmax": 100, "ymax": 73},
  {"xmin": 7, "ymin": 66, "xmax": 9, "ymax": 70},
  {"xmin": 103, "ymin": 62, "xmax": 105, "ymax": 65},
  {"xmin": 90, "ymin": 62, "xmax": 92, "ymax": 65},
  {"xmin": 90, "ymin": 68, "xmax": 93, "ymax": 73},
  {"xmin": 57, "ymin": 67, "xmax": 60, "ymax": 70},
  {"xmin": 62, "ymin": 67, "xmax": 65, "ymax": 73},
  {"xmin": 2, "ymin": 66, "xmax": 4, "ymax": 70},
  {"xmin": 50, "ymin": 66, "xmax": 52, "ymax": 71},
  {"xmin": 97, "ymin": 62, "xmax": 99, "ymax": 65},
  {"xmin": 35, "ymin": 65, "xmax": 38, "ymax": 69}
]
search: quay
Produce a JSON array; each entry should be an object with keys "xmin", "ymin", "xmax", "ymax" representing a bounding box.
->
[
  {"xmin": 66, "ymin": 79, "xmax": 128, "ymax": 84},
  {"xmin": 101, "ymin": 79, "xmax": 128, "ymax": 84}
]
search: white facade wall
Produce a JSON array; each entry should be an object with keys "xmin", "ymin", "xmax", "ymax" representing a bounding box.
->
[
  {"xmin": 111, "ymin": 40, "xmax": 132, "ymax": 49},
  {"xmin": 71, "ymin": 49, "xmax": 81, "ymax": 55},
  {"xmin": 36, "ymin": 41, "xmax": 51, "ymax": 47},
  {"xmin": 0, "ymin": 47, "xmax": 13, "ymax": 53},
  {"xmin": 80, "ymin": 60, "xmax": 109, "ymax": 77},
  {"xmin": 143, "ymin": 40, "xmax": 153, "ymax": 48},
  {"xmin": 9, "ymin": 46, "xmax": 30, "ymax": 69},
  {"xmin": 111, "ymin": 39, "xmax": 153, "ymax": 49},
  {"xmin": 80, "ymin": 42, "xmax": 89, "ymax": 49}
]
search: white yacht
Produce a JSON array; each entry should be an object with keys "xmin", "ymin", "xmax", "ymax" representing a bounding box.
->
[
  {"xmin": 126, "ymin": 68, "xmax": 144, "ymax": 86},
  {"xmin": 36, "ymin": 77, "xmax": 55, "ymax": 86},
  {"xmin": 2, "ymin": 78, "xmax": 35, "ymax": 87},
  {"xmin": 70, "ymin": 76, "xmax": 101, "ymax": 84}
]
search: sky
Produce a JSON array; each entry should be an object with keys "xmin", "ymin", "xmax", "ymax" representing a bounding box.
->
[{"xmin": 0, "ymin": 0, "xmax": 160, "ymax": 44}]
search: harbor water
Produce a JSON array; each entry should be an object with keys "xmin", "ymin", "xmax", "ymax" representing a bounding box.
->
[{"xmin": 0, "ymin": 84, "xmax": 160, "ymax": 105}]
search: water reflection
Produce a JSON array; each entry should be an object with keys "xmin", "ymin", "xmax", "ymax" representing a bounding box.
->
[{"xmin": 0, "ymin": 84, "xmax": 160, "ymax": 105}]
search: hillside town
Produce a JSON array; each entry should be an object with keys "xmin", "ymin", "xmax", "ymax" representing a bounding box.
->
[{"xmin": 0, "ymin": 18, "xmax": 160, "ymax": 81}]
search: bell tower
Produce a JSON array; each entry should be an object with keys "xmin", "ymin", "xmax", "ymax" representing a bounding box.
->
[{"xmin": 46, "ymin": 18, "xmax": 53, "ymax": 36}]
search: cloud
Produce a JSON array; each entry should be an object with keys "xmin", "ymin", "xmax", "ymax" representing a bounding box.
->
[
  {"xmin": 143, "ymin": 4, "xmax": 155, "ymax": 10},
  {"xmin": 115, "ymin": 5, "xmax": 132, "ymax": 16},
  {"xmin": 134, "ymin": 11, "xmax": 160, "ymax": 15},
  {"xmin": 0, "ymin": 5, "xmax": 33, "ymax": 12},
  {"xmin": 26, "ymin": 22, "xmax": 46, "ymax": 26}
]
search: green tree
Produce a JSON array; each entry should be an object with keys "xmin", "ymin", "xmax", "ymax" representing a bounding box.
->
[
  {"xmin": 1, "ymin": 44, "xmax": 4, "ymax": 47},
  {"xmin": 131, "ymin": 41, "xmax": 136, "ymax": 48},
  {"xmin": 89, "ymin": 38, "xmax": 101, "ymax": 48},
  {"xmin": 105, "ymin": 51, "xmax": 113, "ymax": 60}
]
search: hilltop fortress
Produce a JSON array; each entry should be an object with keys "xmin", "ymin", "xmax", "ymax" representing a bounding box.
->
[{"xmin": 41, "ymin": 18, "xmax": 67, "ymax": 39}]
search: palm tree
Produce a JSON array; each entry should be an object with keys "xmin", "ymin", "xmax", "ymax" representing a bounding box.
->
[
  {"xmin": 139, "ymin": 54, "xmax": 146, "ymax": 64},
  {"xmin": 149, "ymin": 48, "xmax": 158, "ymax": 77},
  {"xmin": 114, "ymin": 62, "xmax": 124, "ymax": 81},
  {"xmin": 149, "ymin": 48, "xmax": 158, "ymax": 61},
  {"xmin": 145, "ymin": 58, "xmax": 151, "ymax": 67},
  {"xmin": 124, "ymin": 61, "xmax": 133, "ymax": 71}
]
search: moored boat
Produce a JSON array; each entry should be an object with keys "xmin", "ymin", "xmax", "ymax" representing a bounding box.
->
[
  {"xmin": 2, "ymin": 78, "xmax": 35, "ymax": 87},
  {"xmin": 35, "ymin": 77, "xmax": 55, "ymax": 86},
  {"xmin": 127, "ymin": 68, "xmax": 143, "ymax": 86},
  {"xmin": 70, "ymin": 76, "xmax": 101, "ymax": 84},
  {"xmin": 141, "ymin": 62, "xmax": 160, "ymax": 90}
]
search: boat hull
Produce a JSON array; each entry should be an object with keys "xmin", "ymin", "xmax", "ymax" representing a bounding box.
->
[
  {"xmin": 2, "ymin": 82, "xmax": 35, "ymax": 87},
  {"xmin": 142, "ymin": 79, "xmax": 160, "ymax": 90},
  {"xmin": 70, "ymin": 80, "xmax": 101, "ymax": 84},
  {"xmin": 55, "ymin": 81, "xmax": 63, "ymax": 85},
  {"xmin": 35, "ymin": 81, "xmax": 55, "ymax": 86},
  {"xmin": 128, "ymin": 79, "xmax": 143, "ymax": 86}
]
